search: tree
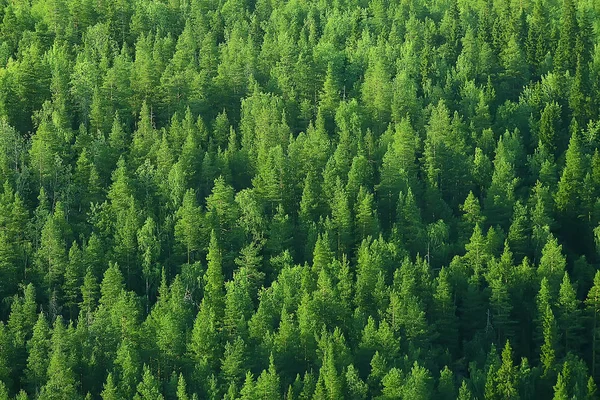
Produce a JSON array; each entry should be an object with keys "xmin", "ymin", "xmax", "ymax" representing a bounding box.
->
[
  {"xmin": 554, "ymin": 0, "xmax": 578, "ymax": 74},
  {"xmin": 377, "ymin": 118, "xmax": 419, "ymax": 225},
  {"xmin": 205, "ymin": 176, "xmax": 240, "ymax": 249},
  {"xmin": 174, "ymin": 189, "xmax": 202, "ymax": 263},
  {"xmin": 80, "ymin": 268, "xmax": 99, "ymax": 325},
  {"xmin": 220, "ymin": 337, "xmax": 247, "ymax": 388},
  {"xmin": 134, "ymin": 365, "xmax": 164, "ymax": 400},
  {"xmin": 189, "ymin": 299, "xmax": 221, "ymax": 374},
  {"xmin": 500, "ymin": 34, "xmax": 529, "ymax": 99},
  {"xmin": 484, "ymin": 137, "xmax": 518, "ymax": 229},
  {"xmin": 137, "ymin": 217, "xmax": 160, "ymax": 309},
  {"xmin": 494, "ymin": 341, "xmax": 519, "ymax": 400},
  {"xmin": 555, "ymin": 130, "xmax": 585, "ymax": 221},
  {"xmin": 8, "ymin": 282, "xmax": 37, "ymax": 352},
  {"xmin": 255, "ymin": 356, "xmax": 281, "ymax": 399},
  {"xmin": 25, "ymin": 313, "xmax": 51, "ymax": 394},
  {"xmin": 176, "ymin": 374, "xmax": 190, "ymax": 400},
  {"xmin": 457, "ymin": 381, "xmax": 473, "ymax": 400},
  {"xmin": 329, "ymin": 179, "xmax": 352, "ymax": 256},
  {"xmin": 35, "ymin": 206, "xmax": 68, "ymax": 297},
  {"xmin": 507, "ymin": 201, "xmax": 529, "ymax": 262},
  {"xmin": 526, "ymin": 0, "xmax": 550, "ymax": 72},
  {"xmin": 319, "ymin": 63, "xmax": 340, "ymax": 133},
  {"xmin": 539, "ymin": 102, "xmax": 562, "ymax": 155},
  {"xmin": 432, "ymin": 268, "xmax": 458, "ymax": 355},
  {"xmin": 361, "ymin": 47, "xmax": 392, "ymax": 132},
  {"xmin": 114, "ymin": 338, "xmax": 141, "ymax": 399},
  {"xmin": 423, "ymin": 101, "xmax": 470, "ymax": 207},
  {"xmin": 0, "ymin": 381, "xmax": 8, "ymax": 400},
  {"xmin": 101, "ymin": 373, "xmax": 119, "ymax": 400},
  {"xmin": 204, "ymin": 231, "xmax": 225, "ymax": 318},
  {"xmin": 557, "ymin": 272, "xmax": 582, "ymax": 353},
  {"xmin": 38, "ymin": 318, "xmax": 80, "ymax": 400},
  {"xmin": 538, "ymin": 235, "xmax": 567, "ymax": 296},
  {"xmin": 540, "ymin": 303, "xmax": 558, "ymax": 377},
  {"xmin": 64, "ymin": 243, "xmax": 83, "ymax": 318},
  {"xmin": 586, "ymin": 271, "xmax": 600, "ymax": 378},
  {"xmin": 553, "ymin": 372, "xmax": 569, "ymax": 400},
  {"xmin": 355, "ymin": 188, "xmax": 380, "ymax": 242},
  {"xmin": 345, "ymin": 364, "xmax": 368, "ymax": 400},
  {"xmin": 437, "ymin": 366, "xmax": 456, "ymax": 400},
  {"xmin": 402, "ymin": 362, "xmax": 433, "ymax": 400},
  {"xmin": 99, "ymin": 262, "xmax": 124, "ymax": 308}
]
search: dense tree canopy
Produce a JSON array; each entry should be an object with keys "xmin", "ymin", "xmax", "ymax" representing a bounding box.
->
[{"xmin": 0, "ymin": 0, "xmax": 600, "ymax": 398}]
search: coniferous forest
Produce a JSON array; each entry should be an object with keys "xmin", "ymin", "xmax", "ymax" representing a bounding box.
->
[{"xmin": 2, "ymin": 0, "xmax": 600, "ymax": 398}]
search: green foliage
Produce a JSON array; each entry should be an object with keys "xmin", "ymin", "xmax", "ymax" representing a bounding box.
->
[{"xmin": 0, "ymin": 1, "xmax": 598, "ymax": 399}]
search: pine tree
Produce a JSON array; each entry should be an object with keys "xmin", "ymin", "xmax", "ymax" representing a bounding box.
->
[
  {"xmin": 330, "ymin": 179, "xmax": 352, "ymax": 256},
  {"xmin": 355, "ymin": 187, "xmax": 379, "ymax": 242},
  {"xmin": 189, "ymin": 299, "xmax": 221, "ymax": 373},
  {"xmin": 99, "ymin": 262, "xmax": 124, "ymax": 308},
  {"xmin": 175, "ymin": 189, "xmax": 202, "ymax": 264},
  {"xmin": 539, "ymin": 102, "xmax": 562, "ymax": 155},
  {"xmin": 206, "ymin": 176, "xmax": 240, "ymax": 247},
  {"xmin": 137, "ymin": 217, "xmax": 160, "ymax": 309},
  {"xmin": 205, "ymin": 231, "xmax": 225, "ymax": 317},
  {"xmin": 489, "ymin": 275, "xmax": 515, "ymax": 343},
  {"xmin": 437, "ymin": 366, "xmax": 456, "ymax": 400},
  {"xmin": 25, "ymin": 313, "xmax": 51, "ymax": 394},
  {"xmin": 255, "ymin": 356, "xmax": 281, "ymax": 399},
  {"xmin": 507, "ymin": 201, "xmax": 530, "ymax": 262},
  {"xmin": 557, "ymin": 272, "xmax": 582, "ymax": 353},
  {"xmin": 134, "ymin": 365, "xmax": 164, "ymax": 400},
  {"xmin": 555, "ymin": 129, "xmax": 585, "ymax": 218},
  {"xmin": 538, "ymin": 235, "xmax": 567, "ymax": 296},
  {"xmin": 101, "ymin": 373, "xmax": 119, "ymax": 400},
  {"xmin": 457, "ymin": 380, "xmax": 473, "ymax": 400},
  {"xmin": 485, "ymin": 138, "xmax": 518, "ymax": 229},
  {"xmin": 177, "ymin": 374, "xmax": 190, "ymax": 400},
  {"xmin": 540, "ymin": 304, "xmax": 559, "ymax": 377},
  {"xmin": 220, "ymin": 337, "xmax": 247, "ymax": 388},
  {"xmin": 586, "ymin": 271, "xmax": 600, "ymax": 378},
  {"xmin": 64, "ymin": 243, "xmax": 83, "ymax": 318},
  {"xmin": 494, "ymin": 341, "xmax": 519, "ymax": 399},
  {"xmin": 402, "ymin": 362, "xmax": 433, "ymax": 400},
  {"xmin": 114, "ymin": 338, "xmax": 141, "ymax": 399},
  {"xmin": 362, "ymin": 48, "xmax": 392, "ymax": 132},
  {"xmin": 500, "ymin": 34, "xmax": 529, "ymax": 99},
  {"xmin": 553, "ymin": 372, "xmax": 569, "ymax": 400},
  {"xmin": 526, "ymin": 0, "xmax": 550, "ymax": 73},
  {"xmin": 554, "ymin": 0, "xmax": 578, "ymax": 74},
  {"xmin": 432, "ymin": 268, "xmax": 458, "ymax": 355},
  {"xmin": 319, "ymin": 63, "xmax": 340, "ymax": 133},
  {"xmin": 38, "ymin": 318, "xmax": 80, "ymax": 400},
  {"xmin": 80, "ymin": 268, "xmax": 99, "ymax": 325},
  {"xmin": 345, "ymin": 364, "xmax": 368, "ymax": 400},
  {"xmin": 35, "ymin": 207, "xmax": 68, "ymax": 295}
]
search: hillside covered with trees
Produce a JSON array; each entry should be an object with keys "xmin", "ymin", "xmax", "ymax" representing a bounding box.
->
[{"xmin": 1, "ymin": 0, "xmax": 600, "ymax": 398}]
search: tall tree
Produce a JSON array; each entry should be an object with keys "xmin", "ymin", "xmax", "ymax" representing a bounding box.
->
[{"xmin": 554, "ymin": 0, "xmax": 578, "ymax": 74}]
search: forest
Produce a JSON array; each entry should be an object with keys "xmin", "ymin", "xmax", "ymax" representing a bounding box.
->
[{"xmin": 1, "ymin": 0, "xmax": 600, "ymax": 398}]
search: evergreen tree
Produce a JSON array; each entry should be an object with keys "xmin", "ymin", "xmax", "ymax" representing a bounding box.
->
[
  {"xmin": 554, "ymin": 0, "xmax": 578, "ymax": 74},
  {"xmin": 557, "ymin": 272, "xmax": 582, "ymax": 353},
  {"xmin": 134, "ymin": 365, "xmax": 164, "ymax": 400},
  {"xmin": 101, "ymin": 373, "xmax": 119, "ymax": 400},
  {"xmin": 538, "ymin": 235, "xmax": 567, "ymax": 296},
  {"xmin": 555, "ymin": 130, "xmax": 585, "ymax": 223},
  {"xmin": 25, "ymin": 313, "xmax": 51, "ymax": 395},
  {"xmin": 38, "ymin": 318, "xmax": 80, "ymax": 400},
  {"xmin": 138, "ymin": 217, "xmax": 160, "ymax": 309},
  {"xmin": 205, "ymin": 231, "xmax": 225, "ymax": 318},
  {"xmin": 586, "ymin": 271, "xmax": 600, "ymax": 378}
]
